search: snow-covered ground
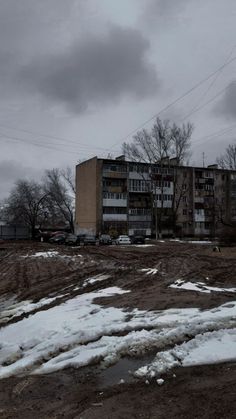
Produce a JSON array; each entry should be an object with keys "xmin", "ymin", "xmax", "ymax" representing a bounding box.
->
[
  {"xmin": 0, "ymin": 282, "xmax": 236, "ymax": 380},
  {"xmin": 0, "ymin": 294, "xmax": 67, "ymax": 324}
]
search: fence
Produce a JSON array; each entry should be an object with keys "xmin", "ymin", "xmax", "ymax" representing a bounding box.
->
[{"xmin": 0, "ymin": 225, "xmax": 30, "ymax": 239}]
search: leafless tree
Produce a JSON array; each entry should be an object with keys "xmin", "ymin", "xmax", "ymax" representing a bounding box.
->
[
  {"xmin": 5, "ymin": 180, "xmax": 48, "ymax": 238},
  {"xmin": 123, "ymin": 118, "xmax": 193, "ymax": 164},
  {"xmin": 122, "ymin": 117, "xmax": 193, "ymax": 238},
  {"xmin": 61, "ymin": 166, "xmax": 76, "ymax": 194},
  {"xmin": 44, "ymin": 168, "xmax": 75, "ymax": 233},
  {"xmin": 171, "ymin": 122, "xmax": 193, "ymax": 164},
  {"xmin": 216, "ymin": 144, "xmax": 236, "ymax": 170}
]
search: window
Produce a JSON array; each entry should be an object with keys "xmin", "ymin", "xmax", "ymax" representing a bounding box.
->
[
  {"xmin": 103, "ymin": 192, "xmax": 127, "ymax": 200},
  {"xmin": 129, "ymin": 164, "xmax": 149, "ymax": 173},
  {"xmin": 129, "ymin": 208, "xmax": 151, "ymax": 215},
  {"xmin": 129, "ymin": 179, "xmax": 150, "ymax": 192},
  {"xmin": 183, "ymin": 209, "xmax": 187, "ymax": 215}
]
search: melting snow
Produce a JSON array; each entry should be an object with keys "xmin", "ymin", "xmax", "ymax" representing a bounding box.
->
[
  {"xmin": 170, "ymin": 279, "xmax": 236, "ymax": 294},
  {"xmin": 24, "ymin": 251, "xmax": 60, "ymax": 258},
  {"xmin": 0, "ymin": 283, "xmax": 236, "ymax": 379},
  {"xmin": 135, "ymin": 328, "xmax": 236, "ymax": 378},
  {"xmin": 83, "ymin": 274, "xmax": 110, "ymax": 287},
  {"xmin": 133, "ymin": 245, "xmax": 155, "ymax": 248},
  {"xmin": 141, "ymin": 268, "xmax": 158, "ymax": 275},
  {"xmin": 0, "ymin": 295, "xmax": 66, "ymax": 323}
]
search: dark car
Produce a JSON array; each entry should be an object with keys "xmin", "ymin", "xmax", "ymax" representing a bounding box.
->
[
  {"xmin": 77, "ymin": 234, "xmax": 86, "ymax": 245},
  {"xmin": 49, "ymin": 234, "xmax": 67, "ymax": 244},
  {"xmin": 65, "ymin": 234, "xmax": 80, "ymax": 245},
  {"xmin": 99, "ymin": 234, "xmax": 112, "ymax": 245},
  {"xmin": 83, "ymin": 235, "xmax": 97, "ymax": 245},
  {"xmin": 131, "ymin": 235, "xmax": 145, "ymax": 244}
]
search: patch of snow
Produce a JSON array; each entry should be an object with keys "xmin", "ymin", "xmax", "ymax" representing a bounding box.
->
[
  {"xmin": 0, "ymin": 295, "xmax": 66, "ymax": 323},
  {"xmin": 156, "ymin": 378, "xmax": 164, "ymax": 385},
  {"xmin": 0, "ymin": 287, "xmax": 130, "ymax": 378},
  {"xmin": 135, "ymin": 328, "xmax": 236, "ymax": 378},
  {"xmin": 188, "ymin": 241, "xmax": 212, "ymax": 244},
  {"xmin": 83, "ymin": 274, "xmax": 110, "ymax": 287},
  {"xmin": 29, "ymin": 251, "xmax": 59, "ymax": 258},
  {"xmin": 133, "ymin": 245, "xmax": 155, "ymax": 248},
  {"xmin": 170, "ymin": 279, "xmax": 236, "ymax": 294},
  {"xmin": 141, "ymin": 268, "xmax": 158, "ymax": 275}
]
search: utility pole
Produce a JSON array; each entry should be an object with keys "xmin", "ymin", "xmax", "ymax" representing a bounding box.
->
[{"xmin": 202, "ymin": 152, "xmax": 205, "ymax": 168}]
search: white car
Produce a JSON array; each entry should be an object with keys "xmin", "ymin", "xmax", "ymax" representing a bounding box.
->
[{"xmin": 116, "ymin": 235, "xmax": 131, "ymax": 245}]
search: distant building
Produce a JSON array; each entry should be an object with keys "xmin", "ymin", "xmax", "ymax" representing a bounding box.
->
[{"xmin": 75, "ymin": 156, "xmax": 236, "ymax": 238}]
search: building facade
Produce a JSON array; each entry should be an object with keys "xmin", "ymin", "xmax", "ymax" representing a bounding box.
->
[{"xmin": 75, "ymin": 156, "xmax": 236, "ymax": 238}]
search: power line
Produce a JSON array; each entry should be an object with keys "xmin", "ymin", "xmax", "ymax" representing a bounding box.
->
[
  {"xmin": 180, "ymin": 82, "xmax": 235, "ymax": 122},
  {"xmin": 0, "ymin": 122, "xmax": 120, "ymax": 153},
  {"xmin": 0, "ymin": 132, "xmax": 120, "ymax": 156},
  {"xmin": 108, "ymin": 54, "xmax": 236, "ymax": 150},
  {"xmin": 181, "ymin": 45, "xmax": 236, "ymax": 121}
]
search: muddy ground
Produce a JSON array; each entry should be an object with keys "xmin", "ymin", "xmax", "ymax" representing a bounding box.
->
[{"xmin": 0, "ymin": 240, "xmax": 236, "ymax": 418}]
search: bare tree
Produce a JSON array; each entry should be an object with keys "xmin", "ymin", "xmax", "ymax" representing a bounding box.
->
[
  {"xmin": 216, "ymin": 144, "xmax": 236, "ymax": 170},
  {"xmin": 61, "ymin": 166, "xmax": 76, "ymax": 194},
  {"xmin": 122, "ymin": 117, "xmax": 193, "ymax": 238},
  {"xmin": 5, "ymin": 180, "xmax": 48, "ymax": 238},
  {"xmin": 44, "ymin": 168, "xmax": 75, "ymax": 233},
  {"xmin": 123, "ymin": 118, "xmax": 193, "ymax": 164},
  {"xmin": 171, "ymin": 122, "xmax": 193, "ymax": 164}
]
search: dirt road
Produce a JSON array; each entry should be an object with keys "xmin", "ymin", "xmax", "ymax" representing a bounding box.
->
[{"xmin": 0, "ymin": 241, "xmax": 235, "ymax": 418}]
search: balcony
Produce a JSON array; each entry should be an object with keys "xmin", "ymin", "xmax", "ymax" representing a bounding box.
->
[
  {"xmin": 103, "ymin": 170, "xmax": 127, "ymax": 179},
  {"xmin": 129, "ymin": 172, "xmax": 150, "ymax": 180},
  {"xmin": 129, "ymin": 215, "xmax": 152, "ymax": 222},
  {"xmin": 103, "ymin": 214, "xmax": 127, "ymax": 221},
  {"xmin": 103, "ymin": 198, "xmax": 127, "ymax": 207}
]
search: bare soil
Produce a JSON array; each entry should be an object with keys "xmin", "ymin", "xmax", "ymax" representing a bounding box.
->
[{"xmin": 0, "ymin": 240, "xmax": 236, "ymax": 418}]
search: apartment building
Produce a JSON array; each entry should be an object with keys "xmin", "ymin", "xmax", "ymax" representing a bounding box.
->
[{"xmin": 75, "ymin": 156, "xmax": 236, "ymax": 238}]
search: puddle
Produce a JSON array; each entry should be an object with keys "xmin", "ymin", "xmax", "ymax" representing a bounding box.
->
[{"xmin": 99, "ymin": 355, "xmax": 154, "ymax": 388}]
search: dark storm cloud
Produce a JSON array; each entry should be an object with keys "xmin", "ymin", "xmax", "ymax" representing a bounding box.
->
[
  {"xmin": 20, "ymin": 26, "xmax": 159, "ymax": 112},
  {"xmin": 214, "ymin": 82, "xmax": 236, "ymax": 119},
  {"xmin": 0, "ymin": 0, "xmax": 86, "ymax": 97}
]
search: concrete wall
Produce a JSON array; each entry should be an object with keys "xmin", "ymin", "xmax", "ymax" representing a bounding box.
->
[{"xmin": 75, "ymin": 157, "xmax": 102, "ymax": 235}]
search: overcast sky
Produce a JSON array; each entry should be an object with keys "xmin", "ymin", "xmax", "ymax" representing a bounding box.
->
[{"xmin": 1, "ymin": 0, "xmax": 236, "ymax": 199}]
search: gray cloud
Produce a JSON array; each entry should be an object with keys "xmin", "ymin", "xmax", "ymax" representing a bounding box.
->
[
  {"xmin": 148, "ymin": 0, "xmax": 189, "ymax": 16},
  {"xmin": 143, "ymin": 0, "xmax": 191, "ymax": 23},
  {"xmin": 20, "ymin": 26, "xmax": 159, "ymax": 112},
  {"xmin": 214, "ymin": 82, "xmax": 236, "ymax": 119},
  {"xmin": 0, "ymin": 161, "xmax": 43, "ymax": 200}
]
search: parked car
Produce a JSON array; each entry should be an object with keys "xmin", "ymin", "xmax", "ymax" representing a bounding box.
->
[
  {"xmin": 116, "ymin": 235, "xmax": 131, "ymax": 245},
  {"xmin": 131, "ymin": 235, "xmax": 145, "ymax": 244},
  {"xmin": 77, "ymin": 234, "xmax": 86, "ymax": 245},
  {"xmin": 99, "ymin": 234, "xmax": 112, "ymax": 245},
  {"xmin": 65, "ymin": 234, "xmax": 80, "ymax": 245},
  {"xmin": 49, "ymin": 233, "xmax": 67, "ymax": 244},
  {"xmin": 83, "ymin": 234, "xmax": 97, "ymax": 245}
]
